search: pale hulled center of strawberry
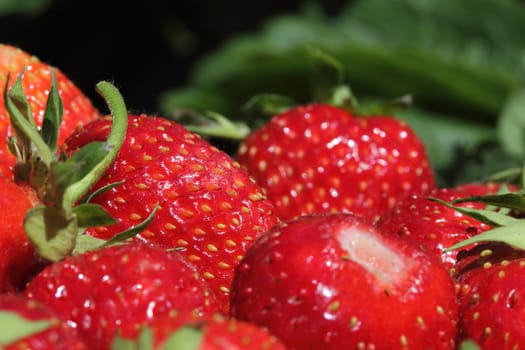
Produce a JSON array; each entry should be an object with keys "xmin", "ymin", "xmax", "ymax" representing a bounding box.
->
[{"xmin": 337, "ymin": 226, "xmax": 412, "ymax": 289}]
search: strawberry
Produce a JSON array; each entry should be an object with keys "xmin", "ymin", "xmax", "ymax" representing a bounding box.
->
[
  {"xmin": 61, "ymin": 113, "xmax": 280, "ymax": 313},
  {"xmin": 0, "ymin": 293, "xmax": 87, "ymax": 350},
  {"xmin": 229, "ymin": 212, "xmax": 458, "ymax": 349},
  {"xmin": 0, "ymin": 176, "xmax": 44, "ymax": 292},
  {"xmin": 376, "ymin": 182, "xmax": 514, "ymax": 273},
  {"xmin": 235, "ymin": 103, "xmax": 435, "ymax": 222},
  {"xmin": 24, "ymin": 242, "xmax": 217, "ymax": 350},
  {"xmin": 454, "ymin": 243, "xmax": 525, "ymax": 349},
  {"xmin": 113, "ymin": 311, "xmax": 287, "ymax": 349},
  {"xmin": 0, "ymin": 44, "xmax": 101, "ymax": 176}
]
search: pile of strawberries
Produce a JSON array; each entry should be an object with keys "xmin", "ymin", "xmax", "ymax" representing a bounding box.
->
[{"xmin": 1, "ymin": 43, "xmax": 524, "ymax": 350}]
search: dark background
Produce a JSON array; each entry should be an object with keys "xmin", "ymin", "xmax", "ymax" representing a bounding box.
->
[{"xmin": 0, "ymin": 0, "xmax": 347, "ymax": 113}]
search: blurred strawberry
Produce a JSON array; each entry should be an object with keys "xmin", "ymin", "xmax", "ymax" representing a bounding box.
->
[
  {"xmin": 0, "ymin": 293, "xmax": 87, "ymax": 350},
  {"xmin": 114, "ymin": 312, "xmax": 287, "ymax": 349},
  {"xmin": 236, "ymin": 103, "xmax": 435, "ymax": 222}
]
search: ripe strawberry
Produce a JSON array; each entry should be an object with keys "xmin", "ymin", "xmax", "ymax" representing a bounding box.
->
[
  {"xmin": 454, "ymin": 244, "xmax": 525, "ymax": 349},
  {"xmin": 0, "ymin": 44, "xmax": 101, "ymax": 176},
  {"xmin": 0, "ymin": 293, "xmax": 87, "ymax": 350},
  {"xmin": 376, "ymin": 182, "xmax": 514, "ymax": 273},
  {"xmin": 24, "ymin": 242, "xmax": 217, "ymax": 350},
  {"xmin": 0, "ymin": 176, "xmax": 44, "ymax": 292},
  {"xmin": 114, "ymin": 311, "xmax": 287, "ymax": 349},
  {"xmin": 62, "ymin": 113, "xmax": 279, "ymax": 313},
  {"xmin": 236, "ymin": 103, "xmax": 435, "ymax": 222},
  {"xmin": 230, "ymin": 213, "xmax": 458, "ymax": 349}
]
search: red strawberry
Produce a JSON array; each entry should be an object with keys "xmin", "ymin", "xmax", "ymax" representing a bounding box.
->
[
  {"xmin": 62, "ymin": 113, "xmax": 279, "ymax": 313},
  {"xmin": 236, "ymin": 103, "xmax": 435, "ymax": 222},
  {"xmin": 0, "ymin": 176, "xmax": 44, "ymax": 292},
  {"xmin": 376, "ymin": 182, "xmax": 514, "ymax": 273},
  {"xmin": 0, "ymin": 293, "xmax": 87, "ymax": 350},
  {"xmin": 114, "ymin": 311, "xmax": 287, "ymax": 349},
  {"xmin": 229, "ymin": 213, "xmax": 458, "ymax": 349},
  {"xmin": 454, "ymin": 244, "xmax": 525, "ymax": 349},
  {"xmin": 0, "ymin": 44, "xmax": 101, "ymax": 176},
  {"xmin": 24, "ymin": 242, "xmax": 217, "ymax": 350}
]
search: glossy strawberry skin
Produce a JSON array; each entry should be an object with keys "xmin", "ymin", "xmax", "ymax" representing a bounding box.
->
[
  {"xmin": 230, "ymin": 213, "xmax": 458, "ymax": 349},
  {"xmin": 236, "ymin": 103, "xmax": 435, "ymax": 222},
  {"xmin": 376, "ymin": 182, "xmax": 511, "ymax": 273},
  {"xmin": 0, "ymin": 44, "xmax": 101, "ymax": 176},
  {"xmin": 24, "ymin": 243, "xmax": 217, "ymax": 350},
  {"xmin": 0, "ymin": 294, "xmax": 87, "ymax": 350},
  {"xmin": 62, "ymin": 114, "xmax": 279, "ymax": 312},
  {"xmin": 142, "ymin": 312, "xmax": 287, "ymax": 350},
  {"xmin": 455, "ymin": 251, "xmax": 525, "ymax": 349},
  {"xmin": 0, "ymin": 176, "xmax": 45, "ymax": 292}
]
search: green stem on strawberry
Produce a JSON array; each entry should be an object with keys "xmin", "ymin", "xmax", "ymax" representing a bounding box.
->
[
  {"xmin": 5, "ymin": 69, "xmax": 131, "ymax": 261},
  {"xmin": 64, "ymin": 80, "xmax": 128, "ymax": 205}
]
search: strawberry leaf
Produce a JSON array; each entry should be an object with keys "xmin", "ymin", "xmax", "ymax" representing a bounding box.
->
[
  {"xmin": 459, "ymin": 339, "xmax": 481, "ymax": 350},
  {"xmin": 81, "ymin": 180, "xmax": 124, "ymax": 204},
  {"xmin": 5, "ymin": 70, "xmax": 53, "ymax": 167},
  {"xmin": 0, "ymin": 311, "xmax": 52, "ymax": 346},
  {"xmin": 41, "ymin": 69, "xmax": 63, "ymax": 154},
  {"xmin": 72, "ymin": 204, "xmax": 158, "ymax": 255},
  {"xmin": 446, "ymin": 221, "xmax": 525, "ymax": 252},
  {"xmin": 101, "ymin": 204, "xmax": 159, "ymax": 247},
  {"xmin": 428, "ymin": 197, "xmax": 521, "ymax": 227},
  {"xmin": 25, "ymin": 206, "xmax": 77, "ymax": 262},
  {"xmin": 8, "ymin": 79, "xmax": 129, "ymax": 262},
  {"xmin": 110, "ymin": 328, "xmax": 154, "ymax": 350},
  {"xmin": 72, "ymin": 235, "xmax": 108, "ymax": 255},
  {"xmin": 162, "ymin": 326, "xmax": 203, "ymax": 350},
  {"xmin": 73, "ymin": 203, "xmax": 116, "ymax": 227},
  {"xmin": 451, "ymin": 192, "xmax": 525, "ymax": 211},
  {"xmin": 50, "ymin": 141, "xmax": 109, "ymax": 207}
]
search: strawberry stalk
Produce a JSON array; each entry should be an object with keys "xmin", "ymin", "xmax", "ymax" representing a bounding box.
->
[{"xmin": 4, "ymin": 70, "xmax": 129, "ymax": 261}]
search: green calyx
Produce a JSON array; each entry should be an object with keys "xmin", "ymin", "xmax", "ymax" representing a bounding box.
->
[
  {"xmin": 4, "ymin": 69, "xmax": 130, "ymax": 261},
  {"xmin": 433, "ymin": 180, "xmax": 525, "ymax": 253},
  {"xmin": 111, "ymin": 325, "xmax": 204, "ymax": 350},
  {"xmin": 0, "ymin": 311, "xmax": 53, "ymax": 346}
]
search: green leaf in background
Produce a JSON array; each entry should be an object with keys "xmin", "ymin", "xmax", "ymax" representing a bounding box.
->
[
  {"xmin": 161, "ymin": 0, "xmax": 525, "ymax": 122},
  {"xmin": 498, "ymin": 88, "xmax": 525, "ymax": 160},
  {"xmin": 158, "ymin": 0, "xmax": 525, "ymax": 185},
  {"xmin": 0, "ymin": 0, "xmax": 54, "ymax": 16}
]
